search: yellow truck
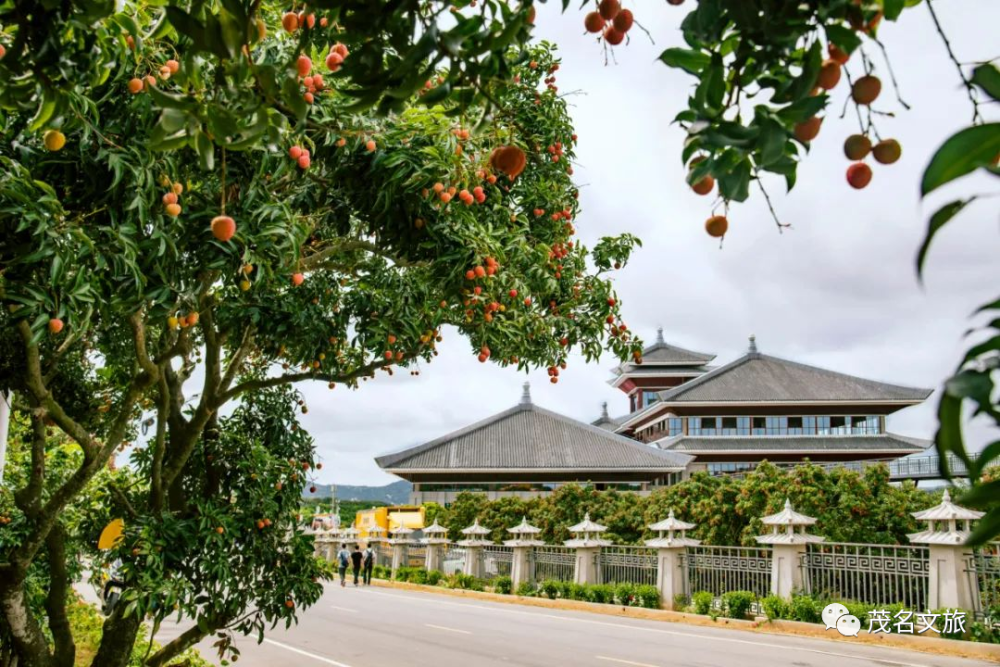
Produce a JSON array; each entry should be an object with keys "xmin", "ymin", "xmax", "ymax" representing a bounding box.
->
[{"xmin": 354, "ymin": 505, "xmax": 425, "ymax": 537}]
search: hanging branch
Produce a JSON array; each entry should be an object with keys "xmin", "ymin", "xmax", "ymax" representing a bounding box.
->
[{"xmin": 925, "ymin": 0, "xmax": 982, "ymax": 123}]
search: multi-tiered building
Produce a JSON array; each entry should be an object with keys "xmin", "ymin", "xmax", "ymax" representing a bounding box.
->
[{"xmin": 376, "ymin": 331, "xmax": 932, "ymax": 504}]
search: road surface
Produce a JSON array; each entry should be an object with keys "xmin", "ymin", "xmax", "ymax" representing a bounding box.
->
[{"xmin": 150, "ymin": 583, "xmax": 995, "ymax": 667}]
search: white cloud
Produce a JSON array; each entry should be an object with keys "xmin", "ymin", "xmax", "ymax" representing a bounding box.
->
[{"xmin": 300, "ymin": 1, "xmax": 1000, "ymax": 485}]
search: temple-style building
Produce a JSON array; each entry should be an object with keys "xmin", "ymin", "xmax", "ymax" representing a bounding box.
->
[{"xmin": 376, "ymin": 331, "xmax": 933, "ymax": 504}]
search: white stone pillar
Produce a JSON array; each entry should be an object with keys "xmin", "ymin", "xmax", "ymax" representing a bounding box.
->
[
  {"xmin": 510, "ymin": 546, "xmax": 533, "ymax": 589},
  {"xmin": 928, "ymin": 544, "xmax": 979, "ymax": 610},
  {"xmin": 769, "ymin": 544, "xmax": 807, "ymax": 599},
  {"xmin": 655, "ymin": 547, "xmax": 688, "ymax": 610},
  {"xmin": 391, "ymin": 543, "xmax": 408, "ymax": 576},
  {"xmin": 463, "ymin": 546, "xmax": 484, "ymax": 578},
  {"xmin": 573, "ymin": 546, "xmax": 601, "ymax": 585},
  {"xmin": 425, "ymin": 543, "xmax": 444, "ymax": 572}
]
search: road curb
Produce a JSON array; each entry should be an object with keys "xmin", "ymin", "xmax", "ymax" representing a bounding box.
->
[{"xmin": 370, "ymin": 579, "xmax": 1000, "ymax": 663}]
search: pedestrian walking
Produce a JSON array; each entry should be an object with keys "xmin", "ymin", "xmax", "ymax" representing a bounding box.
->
[
  {"xmin": 362, "ymin": 543, "xmax": 375, "ymax": 585},
  {"xmin": 336, "ymin": 543, "xmax": 350, "ymax": 587},
  {"xmin": 350, "ymin": 544, "xmax": 363, "ymax": 586}
]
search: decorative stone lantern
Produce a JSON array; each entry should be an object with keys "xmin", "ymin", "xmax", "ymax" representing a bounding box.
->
[
  {"xmin": 341, "ymin": 525, "xmax": 360, "ymax": 550},
  {"xmin": 908, "ymin": 489, "xmax": 984, "ymax": 610},
  {"xmin": 421, "ymin": 519, "xmax": 451, "ymax": 572},
  {"xmin": 457, "ymin": 519, "xmax": 494, "ymax": 578},
  {"xmin": 565, "ymin": 513, "xmax": 610, "ymax": 585},
  {"xmin": 645, "ymin": 510, "xmax": 700, "ymax": 609},
  {"xmin": 755, "ymin": 498, "xmax": 824, "ymax": 599},
  {"xmin": 389, "ymin": 525, "xmax": 416, "ymax": 576},
  {"xmin": 504, "ymin": 517, "xmax": 545, "ymax": 589},
  {"xmin": 365, "ymin": 524, "xmax": 386, "ymax": 565}
]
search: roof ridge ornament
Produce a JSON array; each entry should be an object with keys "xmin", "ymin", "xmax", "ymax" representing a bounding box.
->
[
  {"xmin": 521, "ymin": 381, "xmax": 532, "ymax": 405},
  {"xmin": 748, "ymin": 334, "xmax": 758, "ymax": 355},
  {"xmin": 656, "ymin": 327, "xmax": 665, "ymax": 345},
  {"xmin": 600, "ymin": 401, "xmax": 609, "ymax": 420}
]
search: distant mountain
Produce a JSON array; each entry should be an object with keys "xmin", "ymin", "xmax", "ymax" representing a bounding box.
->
[{"xmin": 303, "ymin": 480, "xmax": 412, "ymax": 504}]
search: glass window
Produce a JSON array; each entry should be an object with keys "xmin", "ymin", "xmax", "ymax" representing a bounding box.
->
[
  {"xmin": 701, "ymin": 417, "xmax": 717, "ymax": 436},
  {"xmin": 817, "ymin": 416, "xmax": 831, "ymax": 434},
  {"xmin": 737, "ymin": 416, "xmax": 750, "ymax": 436},
  {"xmin": 689, "ymin": 417, "xmax": 701, "ymax": 436},
  {"xmin": 721, "ymin": 417, "xmax": 738, "ymax": 435},
  {"xmin": 803, "ymin": 416, "xmax": 817, "ymax": 435},
  {"xmin": 630, "ymin": 394, "xmax": 636, "ymax": 412},
  {"xmin": 830, "ymin": 416, "xmax": 847, "ymax": 434},
  {"xmin": 668, "ymin": 418, "xmax": 683, "ymax": 437},
  {"xmin": 869, "ymin": 415, "xmax": 882, "ymax": 434},
  {"xmin": 788, "ymin": 416, "xmax": 803, "ymax": 435},
  {"xmin": 752, "ymin": 417, "xmax": 766, "ymax": 435},
  {"xmin": 643, "ymin": 391, "xmax": 660, "ymax": 408}
]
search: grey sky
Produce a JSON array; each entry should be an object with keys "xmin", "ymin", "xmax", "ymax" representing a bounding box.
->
[{"xmin": 301, "ymin": 1, "xmax": 1000, "ymax": 486}]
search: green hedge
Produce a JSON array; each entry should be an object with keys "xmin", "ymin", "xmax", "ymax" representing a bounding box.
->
[{"xmin": 507, "ymin": 579, "xmax": 660, "ymax": 609}]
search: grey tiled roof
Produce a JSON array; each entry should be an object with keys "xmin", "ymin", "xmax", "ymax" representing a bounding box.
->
[
  {"xmin": 591, "ymin": 413, "xmax": 629, "ymax": 431},
  {"xmin": 655, "ymin": 433, "xmax": 931, "ymax": 453},
  {"xmin": 655, "ymin": 353, "xmax": 932, "ymax": 404},
  {"xmin": 376, "ymin": 403, "xmax": 692, "ymax": 471}
]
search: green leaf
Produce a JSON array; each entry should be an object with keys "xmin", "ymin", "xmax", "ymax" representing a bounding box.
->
[
  {"xmin": 28, "ymin": 88, "xmax": 58, "ymax": 132},
  {"xmin": 658, "ymin": 48, "xmax": 711, "ymax": 75},
  {"xmin": 971, "ymin": 64, "xmax": 1000, "ymax": 102},
  {"xmin": 195, "ymin": 132, "xmax": 215, "ymax": 172},
  {"xmin": 824, "ymin": 25, "xmax": 861, "ymax": 53},
  {"xmin": 757, "ymin": 119, "xmax": 787, "ymax": 166},
  {"xmin": 883, "ymin": 0, "xmax": 905, "ymax": 21},
  {"xmin": 921, "ymin": 123, "xmax": 1000, "ymax": 195},
  {"xmin": 916, "ymin": 198, "xmax": 975, "ymax": 278},
  {"xmin": 718, "ymin": 159, "xmax": 752, "ymax": 202}
]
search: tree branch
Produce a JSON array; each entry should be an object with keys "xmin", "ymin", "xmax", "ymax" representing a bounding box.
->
[
  {"xmin": 218, "ymin": 359, "xmax": 392, "ymax": 405},
  {"xmin": 44, "ymin": 524, "xmax": 75, "ymax": 667},
  {"xmin": 144, "ymin": 614, "xmax": 231, "ymax": 667},
  {"xmin": 300, "ymin": 238, "xmax": 427, "ymax": 270}
]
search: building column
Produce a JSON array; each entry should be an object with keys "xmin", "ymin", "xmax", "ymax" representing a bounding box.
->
[
  {"xmin": 573, "ymin": 547, "xmax": 601, "ymax": 585},
  {"xmin": 655, "ymin": 547, "xmax": 688, "ymax": 610},
  {"xmin": 510, "ymin": 546, "xmax": 533, "ymax": 590},
  {"xmin": 463, "ymin": 546, "xmax": 484, "ymax": 578},
  {"xmin": 769, "ymin": 544, "xmax": 807, "ymax": 599},
  {"xmin": 928, "ymin": 544, "xmax": 978, "ymax": 610}
]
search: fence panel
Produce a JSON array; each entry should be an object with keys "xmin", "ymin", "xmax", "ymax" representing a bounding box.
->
[
  {"xmin": 684, "ymin": 546, "xmax": 772, "ymax": 599},
  {"xmin": 375, "ymin": 543, "xmax": 393, "ymax": 566},
  {"xmin": 967, "ymin": 545, "xmax": 1000, "ymax": 618},
  {"xmin": 481, "ymin": 546, "xmax": 514, "ymax": 581},
  {"xmin": 802, "ymin": 542, "xmax": 929, "ymax": 609},
  {"xmin": 443, "ymin": 545, "xmax": 466, "ymax": 575},
  {"xmin": 407, "ymin": 545, "xmax": 427, "ymax": 568},
  {"xmin": 531, "ymin": 546, "xmax": 576, "ymax": 582},
  {"xmin": 599, "ymin": 546, "xmax": 658, "ymax": 586}
]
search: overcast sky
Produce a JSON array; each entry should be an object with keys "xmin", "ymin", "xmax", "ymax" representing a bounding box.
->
[{"xmin": 303, "ymin": 0, "xmax": 1000, "ymax": 487}]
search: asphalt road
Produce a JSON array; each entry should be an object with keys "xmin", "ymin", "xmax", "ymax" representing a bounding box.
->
[{"xmin": 148, "ymin": 583, "xmax": 995, "ymax": 667}]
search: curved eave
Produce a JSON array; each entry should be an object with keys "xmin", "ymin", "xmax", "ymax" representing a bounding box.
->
[{"xmin": 381, "ymin": 465, "xmax": 688, "ymax": 475}]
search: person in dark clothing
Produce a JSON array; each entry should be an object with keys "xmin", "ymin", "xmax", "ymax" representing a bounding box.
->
[
  {"xmin": 350, "ymin": 545, "xmax": 364, "ymax": 586},
  {"xmin": 362, "ymin": 544, "xmax": 375, "ymax": 585}
]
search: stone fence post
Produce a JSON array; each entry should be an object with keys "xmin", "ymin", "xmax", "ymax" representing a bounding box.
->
[
  {"xmin": 422, "ymin": 519, "xmax": 450, "ymax": 572},
  {"xmin": 645, "ymin": 510, "xmax": 700, "ymax": 610},
  {"xmin": 908, "ymin": 489, "xmax": 983, "ymax": 610},
  {"xmin": 389, "ymin": 526, "xmax": 415, "ymax": 577},
  {"xmin": 565, "ymin": 513, "xmax": 609, "ymax": 585},
  {"xmin": 755, "ymin": 498, "xmax": 824, "ymax": 600},
  {"xmin": 458, "ymin": 519, "xmax": 493, "ymax": 578},
  {"xmin": 505, "ymin": 517, "xmax": 545, "ymax": 590}
]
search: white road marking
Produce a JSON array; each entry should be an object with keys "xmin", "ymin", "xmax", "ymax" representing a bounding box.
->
[
  {"xmin": 330, "ymin": 605, "xmax": 358, "ymax": 613},
  {"xmin": 263, "ymin": 638, "xmax": 355, "ymax": 666},
  {"xmin": 359, "ymin": 590, "xmax": 938, "ymax": 667},
  {"xmin": 596, "ymin": 656, "xmax": 660, "ymax": 667},
  {"xmin": 425, "ymin": 623, "xmax": 472, "ymax": 635}
]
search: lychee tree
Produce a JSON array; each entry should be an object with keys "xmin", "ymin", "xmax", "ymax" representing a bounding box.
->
[{"xmin": 0, "ymin": 2, "xmax": 641, "ymax": 666}]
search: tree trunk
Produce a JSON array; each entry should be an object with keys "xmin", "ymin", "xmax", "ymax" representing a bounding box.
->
[
  {"xmin": 90, "ymin": 608, "xmax": 141, "ymax": 667},
  {"xmin": 0, "ymin": 581, "xmax": 52, "ymax": 667},
  {"xmin": 43, "ymin": 526, "xmax": 74, "ymax": 667}
]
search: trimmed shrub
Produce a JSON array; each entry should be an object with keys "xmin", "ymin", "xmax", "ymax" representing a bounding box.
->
[
  {"xmin": 722, "ymin": 590, "xmax": 755, "ymax": 619},
  {"xmin": 516, "ymin": 581, "xmax": 537, "ymax": 597},
  {"xmin": 636, "ymin": 585, "xmax": 661, "ymax": 609},
  {"xmin": 692, "ymin": 591, "xmax": 714, "ymax": 615},
  {"xmin": 761, "ymin": 595, "xmax": 789, "ymax": 620},
  {"xmin": 540, "ymin": 580, "xmax": 561, "ymax": 600},
  {"xmin": 614, "ymin": 582, "xmax": 639, "ymax": 606},
  {"xmin": 791, "ymin": 595, "xmax": 821, "ymax": 623},
  {"xmin": 673, "ymin": 594, "xmax": 691, "ymax": 610},
  {"xmin": 494, "ymin": 576, "xmax": 513, "ymax": 595},
  {"xmin": 407, "ymin": 568, "xmax": 428, "ymax": 585},
  {"xmin": 587, "ymin": 584, "xmax": 615, "ymax": 604},
  {"xmin": 426, "ymin": 569, "xmax": 444, "ymax": 586}
]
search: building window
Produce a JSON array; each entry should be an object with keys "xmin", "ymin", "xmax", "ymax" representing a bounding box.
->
[
  {"xmin": 691, "ymin": 417, "xmax": 718, "ymax": 436},
  {"xmin": 668, "ymin": 417, "xmax": 683, "ymax": 437},
  {"xmin": 803, "ymin": 416, "xmax": 817, "ymax": 435},
  {"xmin": 630, "ymin": 394, "xmax": 637, "ymax": 412},
  {"xmin": 788, "ymin": 416, "xmax": 803, "ymax": 435},
  {"xmin": 707, "ymin": 462, "xmax": 756, "ymax": 475},
  {"xmin": 721, "ymin": 417, "xmax": 738, "ymax": 435},
  {"xmin": 643, "ymin": 391, "xmax": 660, "ymax": 408},
  {"xmin": 752, "ymin": 417, "xmax": 766, "ymax": 436},
  {"xmin": 830, "ymin": 416, "xmax": 847, "ymax": 435}
]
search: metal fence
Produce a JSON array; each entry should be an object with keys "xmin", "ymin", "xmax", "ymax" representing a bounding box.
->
[
  {"xmin": 599, "ymin": 546, "xmax": 658, "ymax": 586},
  {"xmin": 801, "ymin": 542, "xmax": 929, "ymax": 609},
  {"xmin": 967, "ymin": 545, "xmax": 1000, "ymax": 618},
  {"xmin": 375, "ymin": 543, "xmax": 393, "ymax": 565},
  {"xmin": 684, "ymin": 545, "xmax": 772, "ymax": 598},
  {"xmin": 480, "ymin": 546, "xmax": 515, "ymax": 581},
  {"xmin": 443, "ymin": 546, "xmax": 466, "ymax": 575},
  {"xmin": 407, "ymin": 545, "xmax": 427, "ymax": 568},
  {"xmin": 531, "ymin": 546, "xmax": 576, "ymax": 582}
]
